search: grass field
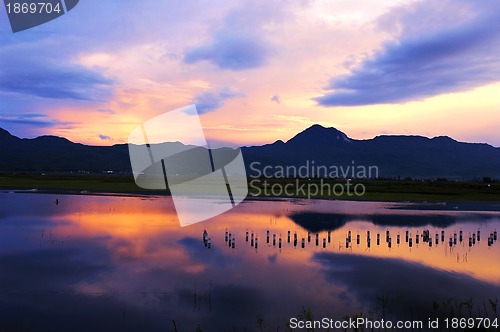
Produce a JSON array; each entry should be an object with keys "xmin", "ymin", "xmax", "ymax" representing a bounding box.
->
[
  {"xmin": 1, "ymin": 173, "xmax": 499, "ymax": 202},
  {"xmin": 247, "ymin": 177, "xmax": 500, "ymax": 201},
  {"xmin": 0, "ymin": 173, "xmax": 151, "ymax": 194}
]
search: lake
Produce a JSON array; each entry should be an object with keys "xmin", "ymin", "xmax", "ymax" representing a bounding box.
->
[{"xmin": 0, "ymin": 193, "xmax": 499, "ymax": 331}]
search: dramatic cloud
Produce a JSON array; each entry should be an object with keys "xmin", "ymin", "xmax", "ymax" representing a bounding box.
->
[
  {"xmin": 182, "ymin": 1, "xmax": 287, "ymax": 71},
  {"xmin": 193, "ymin": 88, "xmax": 244, "ymax": 114},
  {"xmin": 0, "ymin": 58, "xmax": 114, "ymax": 101},
  {"xmin": 0, "ymin": 113, "xmax": 77, "ymax": 128},
  {"xmin": 315, "ymin": 0, "xmax": 500, "ymax": 106}
]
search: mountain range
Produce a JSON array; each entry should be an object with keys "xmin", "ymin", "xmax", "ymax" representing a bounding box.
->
[{"xmin": 1, "ymin": 125, "xmax": 500, "ymax": 179}]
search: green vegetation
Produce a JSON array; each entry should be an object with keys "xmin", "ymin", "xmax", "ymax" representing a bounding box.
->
[
  {"xmin": 1, "ymin": 173, "xmax": 500, "ymax": 201},
  {"xmin": 0, "ymin": 172, "xmax": 155, "ymax": 195},
  {"xmin": 248, "ymin": 177, "xmax": 500, "ymax": 202}
]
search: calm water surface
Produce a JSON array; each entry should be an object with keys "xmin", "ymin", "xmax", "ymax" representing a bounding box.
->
[{"xmin": 0, "ymin": 193, "xmax": 499, "ymax": 331}]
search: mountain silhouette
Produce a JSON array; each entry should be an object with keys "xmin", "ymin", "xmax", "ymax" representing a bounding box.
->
[
  {"xmin": 1, "ymin": 125, "xmax": 499, "ymax": 178},
  {"xmin": 241, "ymin": 125, "xmax": 500, "ymax": 179},
  {"xmin": 0, "ymin": 130, "xmax": 130, "ymax": 172}
]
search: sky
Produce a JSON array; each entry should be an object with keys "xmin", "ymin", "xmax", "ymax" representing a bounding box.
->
[{"xmin": 0, "ymin": 0, "xmax": 499, "ymax": 147}]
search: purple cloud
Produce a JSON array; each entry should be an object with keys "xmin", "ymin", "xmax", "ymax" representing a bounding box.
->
[
  {"xmin": 315, "ymin": 0, "xmax": 500, "ymax": 106},
  {"xmin": 99, "ymin": 134, "xmax": 112, "ymax": 140},
  {"xmin": 96, "ymin": 109, "xmax": 116, "ymax": 114},
  {"xmin": 270, "ymin": 95, "xmax": 281, "ymax": 104},
  {"xmin": 0, "ymin": 113, "xmax": 77, "ymax": 128},
  {"xmin": 193, "ymin": 88, "xmax": 244, "ymax": 114},
  {"xmin": 0, "ymin": 59, "xmax": 113, "ymax": 101},
  {"xmin": 184, "ymin": 31, "xmax": 269, "ymax": 70}
]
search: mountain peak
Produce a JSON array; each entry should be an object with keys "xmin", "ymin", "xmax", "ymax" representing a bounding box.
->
[
  {"xmin": 307, "ymin": 124, "xmax": 327, "ymax": 130},
  {"xmin": 287, "ymin": 124, "xmax": 351, "ymax": 145},
  {"xmin": 33, "ymin": 135, "xmax": 74, "ymax": 145},
  {"xmin": 432, "ymin": 135, "xmax": 457, "ymax": 143}
]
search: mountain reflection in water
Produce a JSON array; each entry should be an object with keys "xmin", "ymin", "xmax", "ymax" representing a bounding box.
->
[{"xmin": 0, "ymin": 193, "xmax": 498, "ymax": 331}]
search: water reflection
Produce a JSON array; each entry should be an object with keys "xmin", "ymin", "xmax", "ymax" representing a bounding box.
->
[{"xmin": 0, "ymin": 193, "xmax": 499, "ymax": 331}]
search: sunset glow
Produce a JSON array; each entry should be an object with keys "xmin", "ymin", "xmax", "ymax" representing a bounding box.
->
[{"xmin": 1, "ymin": 0, "xmax": 499, "ymax": 147}]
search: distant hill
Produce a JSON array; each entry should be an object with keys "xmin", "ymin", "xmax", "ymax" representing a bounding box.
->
[
  {"xmin": 1, "ymin": 125, "xmax": 500, "ymax": 179},
  {"xmin": 242, "ymin": 125, "xmax": 500, "ymax": 179},
  {"xmin": 0, "ymin": 128, "xmax": 130, "ymax": 172}
]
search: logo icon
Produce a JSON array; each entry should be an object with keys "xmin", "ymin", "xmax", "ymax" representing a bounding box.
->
[
  {"xmin": 3, "ymin": 0, "xmax": 79, "ymax": 33},
  {"xmin": 128, "ymin": 105, "xmax": 248, "ymax": 227}
]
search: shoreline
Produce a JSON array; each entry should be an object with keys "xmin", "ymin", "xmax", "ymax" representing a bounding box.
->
[
  {"xmin": 2, "ymin": 187, "xmax": 500, "ymax": 212},
  {"xmin": 1, "ymin": 172, "xmax": 500, "ymax": 207}
]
